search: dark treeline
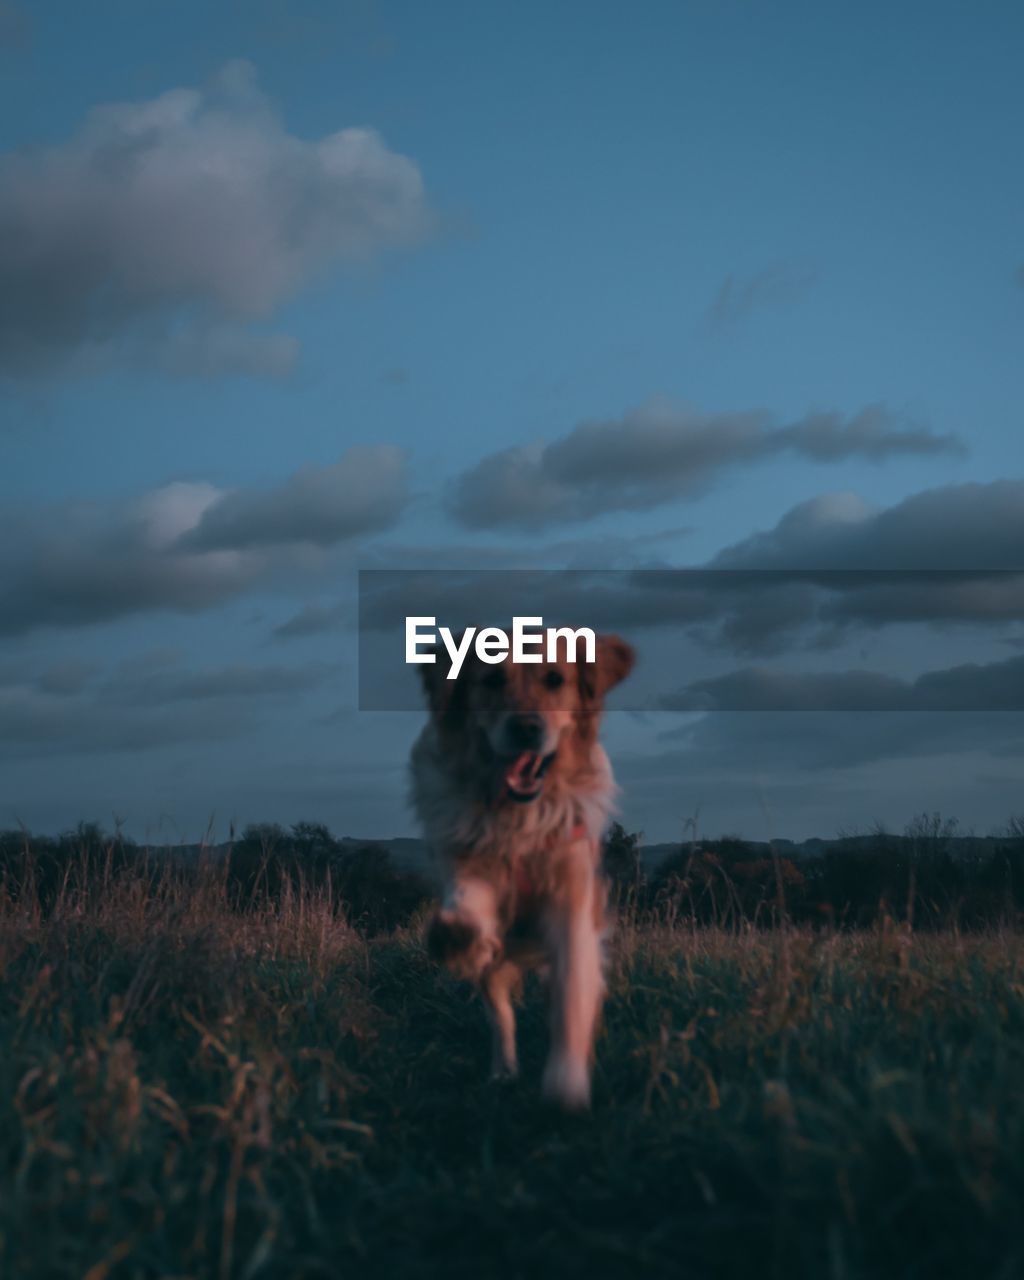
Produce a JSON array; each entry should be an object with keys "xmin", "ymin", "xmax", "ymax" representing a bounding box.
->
[
  {"xmin": 2, "ymin": 812, "xmax": 1024, "ymax": 932},
  {"xmin": 0, "ymin": 820, "xmax": 433, "ymax": 934},
  {"xmin": 605, "ymin": 813, "xmax": 1024, "ymax": 930}
]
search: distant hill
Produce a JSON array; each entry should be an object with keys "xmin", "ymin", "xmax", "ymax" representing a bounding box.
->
[
  {"xmin": 642, "ymin": 834, "xmax": 1015, "ymax": 866},
  {"xmin": 146, "ymin": 831, "xmax": 1017, "ymax": 870},
  {"xmin": 150, "ymin": 834, "xmax": 433, "ymax": 870}
]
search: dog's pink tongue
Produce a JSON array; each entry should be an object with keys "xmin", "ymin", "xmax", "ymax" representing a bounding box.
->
[{"xmin": 506, "ymin": 751, "xmax": 539, "ymax": 788}]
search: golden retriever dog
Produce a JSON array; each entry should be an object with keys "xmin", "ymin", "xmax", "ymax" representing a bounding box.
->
[{"xmin": 409, "ymin": 631, "xmax": 634, "ymax": 1110}]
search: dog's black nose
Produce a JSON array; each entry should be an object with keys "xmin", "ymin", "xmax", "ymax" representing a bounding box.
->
[{"xmin": 505, "ymin": 714, "xmax": 544, "ymax": 752}]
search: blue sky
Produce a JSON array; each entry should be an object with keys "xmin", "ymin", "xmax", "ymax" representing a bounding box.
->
[{"xmin": 2, "ymin": 1, "xmax": 1023, "ymax": 842}]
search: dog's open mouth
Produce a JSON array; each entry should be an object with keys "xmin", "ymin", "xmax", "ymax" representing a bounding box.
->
[{"xmin": 503, "ymin": 750, "xmax": 556, "ymax": 802}]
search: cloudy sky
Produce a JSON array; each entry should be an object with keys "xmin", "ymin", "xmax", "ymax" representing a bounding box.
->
[{"xmin": 2, "ymin": 0, "xmax": 1023, "ymax": 844}]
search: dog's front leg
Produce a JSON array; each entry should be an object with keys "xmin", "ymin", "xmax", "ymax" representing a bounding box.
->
[
  {"xmin": 427, "ymin": 875, "xmax": 502, "ymax": 981},
  {"xmin": 481, "ymin": 960, "xmax": 521, "ymax": 1079},
  {"xmin": 541, "ymin": 863, "xmax": 605, "ymax": 1110}
]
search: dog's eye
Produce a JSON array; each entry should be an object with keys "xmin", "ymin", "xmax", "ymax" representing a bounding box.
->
[
  {"xmin": 482, "ymin": 669, "xmax": 507, "ymax": 690},
  {"xmin": 543, "ymin": 670, "xmax": 565, "ymax": 690}
]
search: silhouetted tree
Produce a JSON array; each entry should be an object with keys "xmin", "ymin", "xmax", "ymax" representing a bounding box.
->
[{"xmin": 602, "ymin": 822, "xmax": 645, "ymax": 907}]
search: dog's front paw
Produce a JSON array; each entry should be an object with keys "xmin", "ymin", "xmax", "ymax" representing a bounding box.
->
[
  {"xmin": 541, "ymin": 1054, "xmax": 592, "ymax": 1111},
  {"xmin": 490, "ymin": 1058, "xmax": 519, "ymax": 1083},
  {"xmin": 427, "ymin": 911, "xmax": 499, "ymax": 979}
]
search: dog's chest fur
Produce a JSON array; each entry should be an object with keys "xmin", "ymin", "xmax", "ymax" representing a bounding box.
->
[{"xmin": 409, "ymin": 724, "xmax": 616, "ymax": 900}]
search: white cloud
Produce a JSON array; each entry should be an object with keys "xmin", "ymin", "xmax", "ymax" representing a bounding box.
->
[
  {"xmin": 0, "ymin": 61, "xmax": 433, "ymax": 379},
  {"xmin": 185, "ymin": 445, "xmax": 407, "ymax": 551},
  {"xmin": 713, "ymin": 479, "xmax": 1024, "ymax": 572},
  {"xmin": 450, "ymin": 400, "xmax": 965, "ymax": 530},
  {"xmin": 0, "ymin": 447, "xmax": 408, "ymax": 635}
]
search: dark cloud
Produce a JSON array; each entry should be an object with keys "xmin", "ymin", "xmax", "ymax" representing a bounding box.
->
[
  {"xmin": 358, "ymin": 557, "xmax": 1024, "ymax": 661},
  {"xmin": 686, "ymin": 572, "xmax": 1024, "ymax": 658},
  {"xmin": 654, "ymin": 709, "xmax": 1024, "ymax": 775},
  {"xmin": 184, "ymin": 446, "xmax": 407, "ymax": 551},
  {"xmin": 35, "ymin": 660, "xmax": 101, "ymax": 697},
  {"xmin": 703, "ymin": 262, "xmax": 817, "ymax": 331},
  {"xmin": 274, "ymin": 600, "xmax": 349, "ymax": 640},
  {"xmin": 825, "ymin": 576, "xmax": 1024, "ymax": 630},
  {"xmin": 705, "ymin": 480, "xmax": 1024, "ymax": 645},
  {"xmin": 0, "ymin": 483, "xmax": 264, "ymax": 635},
  {"xmin": 662, "ymin": 653, "xmax": 1024, "ymax": 712},
  {"xmin": 358, "ymin": 542, "xmax": 1024, "ymax": 713},
  {"xmin": 365, "ymin": 523, "xmax": 695, "ymax": 572},
  {"xmin": 0, "ymin": 61, "xmax": 432, "ymax": 380},
  {"xmin": 713, "ymin": 481, "xmax": 1024, "ymax": 572},
  {"xmin": 0, "ymin": 449, "xmax": 407, "ymax": 636},
  {"xmin": 603, "ymin": 707, "xmax": 1024, "ymax": 839},
  {"xmin": 357, "ymin": 568, "xmax": 713, "ymax": 637},
  {"xmin": 284, "ymin": 520, "xmax": 696, "ymax": 644},
  {"xmin": 450, "ymin": 401, "xmax": 964, "ymax": 530},
  {"xmin": 0, "ymin": 655, "xmax": 335, "ymax": 757},
  {"xmin": 100, "ymin": 660, "xmax": 335, "ymax": 706}
]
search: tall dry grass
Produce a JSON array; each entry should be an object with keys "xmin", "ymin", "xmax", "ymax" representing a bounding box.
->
[{"xmin": 2, "ymin": 836, "xmax": 1024, "ymax": 1278}]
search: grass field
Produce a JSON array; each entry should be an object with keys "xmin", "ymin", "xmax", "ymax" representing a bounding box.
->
[{"xmin": 3, "ymin": 852, "xmax": 1024, "ymax": 1279}]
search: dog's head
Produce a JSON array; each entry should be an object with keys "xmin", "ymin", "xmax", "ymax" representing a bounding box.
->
[{"xmin": 419, "ymin": 632, "xmax": 634, "ymax": 803}]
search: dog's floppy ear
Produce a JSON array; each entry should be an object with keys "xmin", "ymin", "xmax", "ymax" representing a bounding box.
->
[
  {"xmin": 418, "ymin": 631, "xmax": 471, "ymax": 729},
  {"xmin": 579, "ymin": 633, "xmax": 635, "ymax": 702}
]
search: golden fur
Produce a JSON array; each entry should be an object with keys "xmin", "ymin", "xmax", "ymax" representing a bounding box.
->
[{"xmin": 409, "ymin": 632, "xmax": 634, "ymax": 1108}]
